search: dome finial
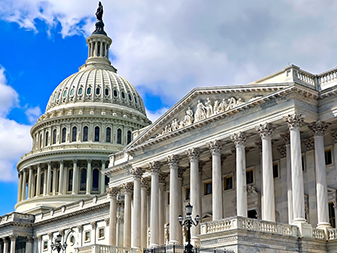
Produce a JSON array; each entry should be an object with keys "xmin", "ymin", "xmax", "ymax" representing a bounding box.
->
[{"xmin": 93, "ymin": 1, "xmax": 107, "ymax": 35}]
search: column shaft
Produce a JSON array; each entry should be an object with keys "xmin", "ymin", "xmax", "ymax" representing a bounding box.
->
[
  {"xmin": 169, "ymin": 162, "xmax": 179, "ymax": 244},
  {"xmin": 46, "ymin": 162, "xmax": 52, "ymax": 195},
  {"xmin": 158, "ymin": 181, "xmax": 165, "ymax": 246},
  {"xmin": 17, "ymin": 173, "xmax": 22, "ymax": 202},
  {"xmin": 141, "ymin": 185, "xmax": 148, "ymax": 249},
  {"xmin": 3, "ymin": 239, "xmax": 9, "ymax": 253},
  {"xmin": 58, "ymin": 161, "xmax": 65, "ymax": 195},
  {"xmin": 124, "ymin": 192, "xmax": 132, "ymax": 247},
  {"xmin": 10, "ymin": 236, "xmax": 17, "ymax": 253},
  {"xmin": 52, "ymin": 167, "xmax": 57, "ymax": 195},
  {"xmin": 100, "ymin": 161, "xmax": 106, "ymax": 193},
  {"xmin": 86, "ymin": 160, "xmax": 92, "ymax": 194},
  {"xmin": 36, "ymin": 164, "xmax": 41, "ymax": 196},
  {"xmin": 26, "ymin": 238, "xmax": 33, "ymax": 253},
  {"xmin": 22, "ymin": 170, "xmax": 27, "ymax": 200},
  {"xmin": 28, "ymin": 167, "xmax": 33, "ymax": 199},
  {"xmin": 132, "ymin": 179, "xmax": 141, "ymax": 248},
  {"xmin": 72, "ymin": 160, "xmax": 78, "ymax": 194},
  {"xmin": 286, "ymin": 143, "xmax": 293, "ymax": 224},
  {"xmin": 109, "ymin": 193, "xmax": 117, "ymax": 246},
  {"xmin": 150, "ymin": 166, "xmax": 160, "ymax": 247},
  {"xmin": 43, "ymin": 168, "xmax": 47, "ymax": 196}
]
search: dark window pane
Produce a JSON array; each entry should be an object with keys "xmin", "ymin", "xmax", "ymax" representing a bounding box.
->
[
  {"xmin": 62, "ymin": 128, "xmax": 66, "ymax": 143},
  {"xmin": 94, "ymin": 127, "xmax": 100, "ymax": 142},
  {"xmin": 106, "ymin": 127, "xmax": 111, "ymax": 142},
  {"xmin": 127, "ymin": 130, "xmax": 132, "ymax": 144},
  {"xmin": 246, "ymin": 170, "xmax": 253, "ymax": 184},
  {"xmin": 225, "ymin": 177, "xmax": 233, "ymax": 190},
  {"xmin": 72, "ymin": 127, "xmax": 77, "ymax": 142},
  {"xmin": 273, "ymin": 163, "xmax": 279, "ymax": 178},
  {"xmin": 40, "ymin": 172, "xmax": 44, "ymax": 195},
  {"xmin": 53, "ymin": 129, "xmax": 57, "ymax": 144},
  {"xmin": 93, "ymin": 169, "xmax": 99, "ymax": 191},
  {"xmin": 117, "ymin": 129, "xmax": 122, "ymax": 144},
  {"xmin": 83, "ymin": 126, "xmax": 88, "ymax": 142},
  {"xmin": 105, "ymin": 175, "xmax": 109, "ymax": 186},
  {"xmin": 45, "ymin": 132, "xmax": 49, "ymax": 146},
  {"xmin": 68, "ymin": 169, "xmax": 73, "ymax": 192},
  {"xmin": 80, "ymin": 169, "xmax": 87, "ymax": 191},
  {"xmin": 325, "ymin": 149, "xmax": 333, "ymax": 165}
]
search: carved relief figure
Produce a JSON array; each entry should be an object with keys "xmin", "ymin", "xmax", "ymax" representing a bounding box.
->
[
  {"xmin": 171, "ymin": 119, "xmax": 179, "ymax": 131},
  {"xmin": 213, "ymin": 100, "xmax": 219, "ymax": 114},
  {"xmin": 227, "ymin": 97, "xmax": 237, "ymax": 110},
  {"xmin": 195, "ymin": 100, "xmax": 206, "ymax": 122},
  {"xmin": 205, "ymin": 98, "xmax": 213, "ymax": 117},
  {"xmin": 219, "ymin": 98, "xmax": 228, "ymax": 113}
]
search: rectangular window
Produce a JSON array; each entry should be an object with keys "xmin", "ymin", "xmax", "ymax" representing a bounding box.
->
[
  {"xmin": 224, "ymin": 176, "xmax": 233, "ymax": 190},
  {"xmin": 329, "ymin": 202, "xmax": 336, "ymax": 228},
  {"xmin": 273, "ymin": 162, "xmax": 279, "ymax": 178},
  {"xmin": 43, "ymin": 241, "xmax": 48, "ymax": 251},
  {"xmin": 325, "ymin": 149, "xmax": 333, "ymax": 165},
  {"xmin": 98, "ymin": 228, "xmax": 105, "ymax": 239},
  {"xmin": 204, "ymin": 181, "xmax": 212, "ymax": 195},
  {"xmin": 246, "ymin": 170, "xmax": 254, "ymax": 184},
  {"xmin": 85, "ymin": 231, "xmax": 91, "ymax": 242},
  {"xmin": 186, "ymin": 187, "xmax": 190, "ymax": 200},
  {"xmin": 302, "ymin": 155, "xmax": 305, "ymax": 171}
]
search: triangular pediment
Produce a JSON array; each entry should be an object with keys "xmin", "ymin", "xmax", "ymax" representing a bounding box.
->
[{"xmin": 127, "ymin": 83, "xmax": 293, "ymax": 151}]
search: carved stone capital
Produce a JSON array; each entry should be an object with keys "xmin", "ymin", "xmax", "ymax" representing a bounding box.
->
[
  {"xmin": 283, "ymin": 113, "xmax": 304, "ymax": 130},
  {"xmin": 167, "ymin": 155, "xmax": 179, "ymax": 166},
  {"xmin": 331, "ymin": 130, "xmax": 337, "ymax": 143},
  {"xmin": 48, "ymin": 232, "xmax": 53, "ymax": 239},
  {"xmin": 185, "ymin": 148, "xmax": 200, "ymax": 161},
  {"xmin": 280, "ymin": 133, "xmax": 290, "ymax": 144},
  {"xmin": 130, "ymin": 167, "xmax": 144, "ymax": 179},
  {"xmin": 207, "ymin": 140, "xmax": 222, "ymax": 155},
  {"xmin": 230, "ymin": 132, "xmax": 246, "ymax": 147},
  {"xmin": 141, "ymin": 177, "xmax": 150, "ymax": 189},
  {"xmin": 122, "ymin": 182, "xmax": 133, "ymax": 194},
  {"xmin": 148, "ymin": 161, "xmax": 160, "ymax": 174},
  {"xmin": 59, "ymin": 160, "xmax": 64, "ymax": 165},
  {"xmin": 73, "ymin": 159, "xmax": 78, "ymax": 164},
  {"xmin": 304, "ymin": 137, "xmax": 315, "ymax": 151},
  {"xmin": 87, "ymin": 159, "xmax": 92, "ymax": 164},
  {"xmin": 104, "ymin": 218, "xmax": 110, "ymax": 226},
  {"xmin": 9, "ymin": 234, "xmax": 18, "ymax": 241},
  {"xmin": 256, "ymin": 123, "xmax": 275, "ymax": 138},
  {"xmin": 308, "ymin": 120, "xmax": 330, "ymax": 136},
  {"xmin": 47, "ymin": 161, "xmax": 52, "ymax": 166},
  {"xmin": 91, "ymin": 221, "xmax": 97, "ymax": 230},
  {"xmin": 277, "ymin": 145, "xmax": 287, "ymax": 158},
  {"xmin": 178, "ymin": 167, "xmax": 186, "ymax": 178},
  {"xmin": 159, "ymin": 173, "xmax": 168, "ymax": 184},
  {"xmin": 77, "ymin": 224, "xmax": 84, "ymax": 232},
  {"xmin": 107, "ymin": 187, "xmax": 120, "ymax": 197},
  {"xmin": 59, "ymin": 229, "xmax": 65, "ymax": 236}
]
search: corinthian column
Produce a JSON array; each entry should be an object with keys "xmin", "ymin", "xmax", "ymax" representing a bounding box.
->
[
  {"xmin": 46, "ymin": 161, "xmax": 52, "ymax": 196},
  {"xmin": 22, "ymin": 169, "xmax": 27, "ymax": 200},
  {"xmin": 284, "ymin": 114, "xmax": 306, "ymax": 224},
  {"xmin": 231, "ymin": 132, "xmax": 247, "ymax": 217},
  {"xmin": 141, "ymin": 178, "xmax": 150, "ymax": 249},
  {"xmin": 26, "ymin": 236, "xmax": 33, "ymax": 253},
  {"xmin": 86, "ymin": 159, "xmax": 92, "ymax": 194},
  {"xmin": 123, "ymin": 182, "xmax": 133, "ymax": 248},
  {"xmin": 256, "ymin": 123, "xmax": 276, "ymax": 222},
  {"xmin": 107, "ymin": 187, "xmax": 119, "ymax": 246},
  {"xmin": 27, "ymin": 167, "xmax": 33, "ymax": 199},
  {"xmin": 100, "ymin": 160, "xmax": 106, "ymax": 193},
  {"xmin": 58, "ymin": 160, "xmax": 65, "ymax": 195},
  {"xmin": 131, "ymin": 168, "xmax": 144, "ymax": 249},
  {"xmin": 36, "ymin": 164, "xmax": 41, "ymax": 196},
  {"xmin": 167, "ymin": 155, "xmax": 179, "ymax": 244},
  {"xmin": 149, "ymin": 161, "xmax": 160, "ymax": 247},
  {"xmin": 159, "ymin": 173, "xmax": 167, "ymax": 246},
  {"xmin": 17, "ymin": 172, "xmax": 22, "ymax": 202},
  {"xmin": 185, "ymin": 148, "xmax": 201, "ymax": 244},
  {"xmin": 309, "ymin": 120, "xmax": 331, "ymax": 229},
  {"xmin": 72, "ymin": 159, "xmax": 78, "ymax": 194},
  {"xmin": 208, "ymin": 140, "xmax": 223, "ymax": 220},
  {"xmin": 9, "ymin": 235, "xmax": 17, "ymax": 253}
]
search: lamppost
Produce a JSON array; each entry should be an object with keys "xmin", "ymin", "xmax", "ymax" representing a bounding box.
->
[
  {"xmin": 178, "ymin": 203, "xmax": 201, "ymax": 253},
  {"xmin": 51, "ymin": 231, "xmax": 73, "ymax": 253}
]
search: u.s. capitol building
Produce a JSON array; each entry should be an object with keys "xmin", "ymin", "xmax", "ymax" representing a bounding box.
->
[{"xmin": 2, "ymin": 5, "xmax": 337, "ymax": 253}]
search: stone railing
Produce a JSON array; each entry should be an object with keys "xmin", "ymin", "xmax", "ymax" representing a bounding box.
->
[
  {"xmin": 295, "ymin": 69, "xmax": 316, "ymax": 87},
  {"xmin": 318, "ymin": 69, "xmax": 337, "ymax": 87},
  {"xmin": 200, "ymin": 216, "xmax": 297, "ymax": 237},
  {"xmin": 76, "ymin": 245, "xmax": 137, "ymax": 253},
  {"xmin": 312, "ymin": 228, "xmax": 326, "ymax": 240},
  {"xmin": 0, "ymin": 212, "xmax": 35, "ymax": 225}
]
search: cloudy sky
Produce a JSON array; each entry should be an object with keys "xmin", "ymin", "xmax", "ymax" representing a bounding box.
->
[{"xmin": 0, "ymin": 0, "xmax": 337, "ymax": 215}]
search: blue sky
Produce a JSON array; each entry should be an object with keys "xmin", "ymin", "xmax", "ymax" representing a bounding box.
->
[{"xmin": 1, "ymin": 0, "xmax": 337, "ymax": 215}]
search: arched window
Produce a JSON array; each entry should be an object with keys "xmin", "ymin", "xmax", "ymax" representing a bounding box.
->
[
  {"xmin": 45, "ymin": 131, "xmax": 49, "ymax": 146},
  {"xmin": 62, "ymin": 128, "xmax": 66, "ymax": 143},
  {"xmin": 40, "ymin": 134, "xmax": 43, "ymax": 148},
  {"xmin": 92, "ymin": 169, "xmax": 99, "ymax": 192},
  {"xmin": 80, "ymin": 168, "xmax": 87, "ymax": 191},
  {"xmin": 53, "ymin": 129, "xmax": 57, "ymax": 144},
  {"xmin": 117, "ymin": 129, "xmax": 122, "ymax": 144},
  {"xmin": 94, "ymin": 126, "xmax": 100, "ymax": 142},
  {"xmin": 68, "ymin": 169, "xmax": 73, "ymax": 192},
  {"xmin": 50, "ymin": 171, "xmax": 53, "ymax": 194},
  {"xmin": 83, "ymin": 126, "xmax": 88, "ymax": 142},
  {"xmin": 40, "ymin": 172, "xmax": 44, "ymax": 195},
  {"xmin": 106, "ymin": 127, "xmax": 111, "ymax": 142},
  {"xmin": 72, "ymin": 126, "xmax": 77, "ymax": 142},
  {"xmin": 127, "ymin": 130, "xmax": 132, "ymax": 144}
]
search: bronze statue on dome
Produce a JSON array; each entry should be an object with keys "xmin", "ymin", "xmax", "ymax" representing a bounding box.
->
[{"xmin": 95, "ymin": 2, "xmax": 103, "ymax": 21}]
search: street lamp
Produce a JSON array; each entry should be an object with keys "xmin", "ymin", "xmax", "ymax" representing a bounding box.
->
[
  {"xmin": 178, "ymin": 203, "xmax": 201, "ymax": 253},
  {"xmin": 51, "ymin": 230, "xmax": 74, "ymax": 253}
]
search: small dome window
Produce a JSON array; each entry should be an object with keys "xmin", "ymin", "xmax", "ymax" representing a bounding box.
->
[
  {"xmin": 57, "ymin": 92, "xmax": 61, "ymax": 99},
  {"xmin": 70, "ymin": 88, "xmax": 74, "ymax": 96},
  {"xmin": 87, "ymin": 87, "xmax": 91, "ymax": 95},
  {"xmin": 78, "ymin": 87, "xmax": 83, "ymax": 95},
  {"xmin": 134, "ymin": 97, "xmax": 137, "ymax": 103},
  {"xmin": 128, "ymin": 94, "xmax": 132, "ymax": 101},
  {"xmin": 52, "ymin": 93, "xmax": 56, "ymax": 102},
  {"xmin": 96, "ymin": 88, "xmax": 100, "ymax": 95},
  {"xmin": 105, "ymin": 88, "xmax": 109, "ymax": 96},
  {"xmin": 63, "ymin": 90, "xmax": 67, "ymax": 97},
  {"xmin": 121, "ymin": 91, "xmax": 125, "ymax": 99},
  {"xmin": 113, "ymin": 90, "xmax": 118, "ymax": 97}
]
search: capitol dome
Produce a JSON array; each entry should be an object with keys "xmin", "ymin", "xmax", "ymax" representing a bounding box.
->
[{"xmin": 15, "ymin": 17, "xmax": 151, "ymax": 214}]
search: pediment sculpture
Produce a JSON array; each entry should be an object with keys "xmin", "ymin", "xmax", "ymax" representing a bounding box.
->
[{"xmin": 157, "ymin": 97, "xmax": 244, "ymax": 138}]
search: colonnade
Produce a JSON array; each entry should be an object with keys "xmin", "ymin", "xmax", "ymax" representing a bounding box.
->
[
  {"xmin": 107, "ymin": 114, "xmax": 332, "ymax": 250},
  {"xmin": 17, "ymin": 160, "xmax": 108, "ymax": 202},
  {"xmin": 0, "ymin": 235, "xmax": 33, "ymax": 253}
]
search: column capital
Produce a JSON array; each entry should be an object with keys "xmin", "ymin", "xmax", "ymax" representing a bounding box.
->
[
  {"xmin": 48, "ymin": 232, "xmax": 53, "ymax": 239},
  {"xmin": 159, "ymin": 173, "xmax": 168, "ymax": 184},
  {"xmin": 47, "ymin": 161, "xmax": 52, "ymax": 166},
  {"xmin": 256, "ymin": 123, "xmax": 275, "ymax": 138},
  {"xmin": 276, "ymin": 145, "xmax": 287, "ymax": 158},
  {"xmin": 104, "ymin": 217, "xmax": 110, "ymax": 226},
  {"xmin": 107, "ymin": 187, "xmax": 120, "ymax": 197},
  {"xmin": 90, "ymin": 221, "xmax": 97, "ymax": 230},
  {"xmin": 207, "ymin": 140, "xmax": 222, "ymax": 155},
  {"xmin": 283, "ymin": 113, "xmax": 304, "ymax": 129},
  {"xmin": 141, "ymin": 177, "xmax": 150, "ymax": 189},
  {"xmin": 9, "ymin": 234, "xmax": 18, "ymax": 241},
  {"xmin": 148, "ymin": 161, "xmax": 160, "ymax": 174},
  {"xmin": 59, "ymin": 160, "xmax": 64, "ymax": 165},
  {"xmin": 280, "ymin": 133, "xmax": 290, "ymax": 144},
  {"xmin": 130, "ymin": 167, "xmax": 144, "ymax": 179},
  {"xmin": 122, "ymin": 182, "xmax": 133, "ymax": 194},
  {"xmin": 308, "ymin": 120, "xmax": 330, "ymax": 136},
  {"xmin": 77, "ymin": 224, "xmax": 84, "ymax": 232},
  {"xmin": 73, "ymin": 159, "xmax": 78, "ymax": 164},
  {"xmin": 87, "ymin": 159, "xmax": 92, "ymax": 164},
  {"xmin": 331, "ymin": 130, "xmax": 337, "ymax": 143},
  {"xmin": 230, "ymin": 131, "xmax": 246, "ymax": 147},
  {"xmin": 37, "ymin": 163, "xmax": 42, "ymax": 168},
  {"xmin": 304, "ymin": 137, "xmax": 315, "ymax": 151},
  {"xmin": 178, "ymin": 167, "xmax": 186, "ymax": 178},
  {"xmin": 167, "ymin": 154, "xmax": 179, "ymax": 166},
  {"xmin": 185, "ymin": 147, "xmax": 200, "ymax": 161},
  {"xmin": 59, "ymin": 229, "xmax": 65, "ymax": 236}
]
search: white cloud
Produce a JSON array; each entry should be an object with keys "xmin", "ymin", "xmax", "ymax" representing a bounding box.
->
[
  {"xmin": 146, "ymin": 107, "xmax": 169, "ymax": 123},
  {"xmin": 0, "ymin": 68, "xmax": 32, "ymax": 182},
  {"xmin": 25, "ymin": 106, "xmax": 42, "ymax": 124}
]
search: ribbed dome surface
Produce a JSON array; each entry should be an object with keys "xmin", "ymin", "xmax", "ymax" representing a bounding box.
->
[{"xmin": 46, "ymin": 67, "xmax": 146, "ymax": 115}]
